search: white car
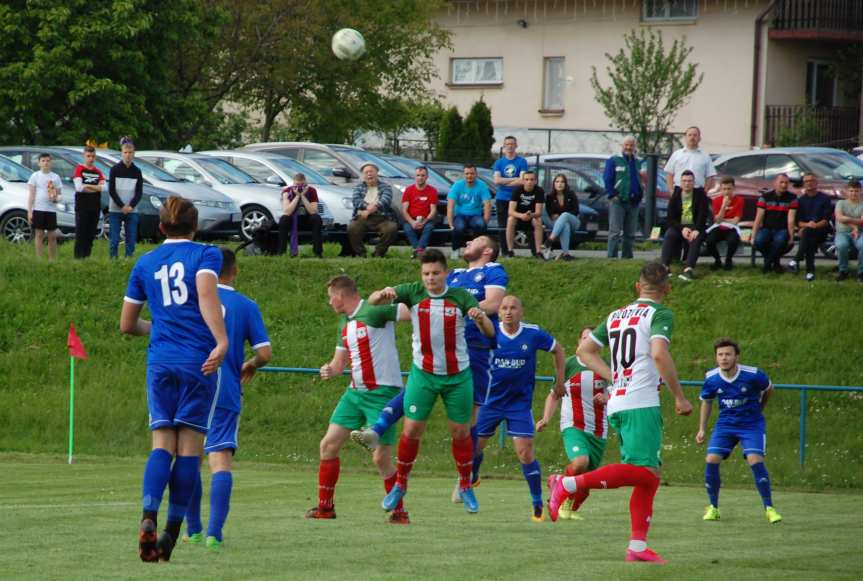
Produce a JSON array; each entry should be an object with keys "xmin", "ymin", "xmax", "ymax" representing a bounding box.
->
[
  {"xmin": 137, "ymin": 151, "xmax": 334, "ymax": 241},
  {"xmin": 198, "ymin": 150, "xmax": 354, "ymax": 229},
  {"xmin": 0, "ymin": 154, "xmax": 78, "ymax": 243}
]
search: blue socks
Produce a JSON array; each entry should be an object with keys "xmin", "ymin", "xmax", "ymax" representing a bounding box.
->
[
  {"xmin": 705, "ymin": 462, "xmax": 721, "ymax": 507},
  {"xmin": 185, "ymin": 471, "xmax": 203, "ymax": 536},
  {"xmin": 372, "ymin": 390, "xmax": 405, "ymax": 436},
  {"xmin": 142, "ymin": 448, "xmax": 173, "ymax": 513},
  {"xmin": 166, "ymin": 456, "xmax": 200, "ymax": 526},
  {"xmin": 521, "ymin": 460, "xmax": 543, "ymax": 508},
  {"xmin": 750, "ymin": 462, "xmax": 773, "ymax": 508},
  {"xmin": 470, "ymin": 425, "xmax": 483, "ymax": 484},
  {"xmin": 207, "ymin": 471, "xmax": 233, "ymax": 542}
]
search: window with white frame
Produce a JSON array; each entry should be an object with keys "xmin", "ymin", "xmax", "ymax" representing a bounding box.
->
[
  {"xmin": 643, "ymin": 0, "xmax": 698, "ymax": 21},
  {"xmin": 542, "ymin": 57, "xmax": 566, "ymax": 111},
  {"xmin": 450, "ymin": 58, "xmax": 503, "ymax": 86}
]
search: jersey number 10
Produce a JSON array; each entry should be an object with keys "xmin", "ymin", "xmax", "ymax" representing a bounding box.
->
[{"xmin": 154, "ymin": 262, "xmax": 189, "ymax": 307}]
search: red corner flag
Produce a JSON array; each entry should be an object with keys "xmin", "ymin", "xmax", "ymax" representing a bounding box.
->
[{"xmin": 67, "ymin": 324, "xmax": 88, "ymax": 360}]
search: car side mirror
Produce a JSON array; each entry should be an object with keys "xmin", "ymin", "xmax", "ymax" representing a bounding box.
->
[{"xmin": 333, "ymin": 166, "xmax": 353, "ymax": 179}]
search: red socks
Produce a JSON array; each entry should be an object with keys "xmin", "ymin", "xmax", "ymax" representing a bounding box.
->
[
  {"xmin": 452, "ymin": 436, "xmax": 473, "ymax": 490},
  {"xmin": 317, "ymin": 458, "xmax": 340, "ymax": 509},
  {"xmin": 570, "ymin": 489, "xmax": 590, "ymax": 511},
  {"xmin": 575, "ymin": 463, "xmax": 660, "ymax": 542},
  {"xmin": 396, "ymin": 435, "xmax": 420, "ymax": 489},
  {"xmin": 383, "ymin": 472, "xmax": 404, "ymax": 512},
  {"xmin": 575, "ymin": 463, "xmax": 657, "ymax": 490}
]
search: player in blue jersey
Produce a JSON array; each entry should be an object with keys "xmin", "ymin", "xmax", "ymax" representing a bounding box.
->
[
  {"xmin": 475, "ymin": 295, "xmax": 565, "ymax": 521},
  {"xmin": 350, "ymin": 235, "xmax": 508, "ymax": 498},
  {"xmin": 697, "ymin": 338, "xmax": 782, "ymax": 524},
  {"xmin": 183, "ymin": 248, "xmax": 272, "ymax": 550},
  {"xmin": 120, "ymin": 196, "xmax": 228, "ymax": 562}
]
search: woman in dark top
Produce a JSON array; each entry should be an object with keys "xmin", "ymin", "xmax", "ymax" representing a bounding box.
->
[
  {"xmin": 542, "ymin": 174, "xmax": 581, "ymax": 260},
  {"xmin": 661, "ymin": 170, "xmax": 711, "ymax": 280}
]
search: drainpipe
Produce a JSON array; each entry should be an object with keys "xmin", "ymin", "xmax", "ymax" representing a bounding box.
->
[{"xmin": 751, "ymin": 0, "xmax": 778, "ymax": 147}]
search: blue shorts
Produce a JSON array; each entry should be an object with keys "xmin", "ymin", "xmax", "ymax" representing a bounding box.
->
[
  {"xmin": 476, "ymin": 405, "xmax": 535, "ymax": 439},
  {"xmin": 147, "ymin": 363, "xmax": 220, "ymax": 433},
  {"xmin": 469, "ymin": 347, "xmax": 493, "ymax": 405},
  {"xmin": 708, "ymin": 424, "xmax": 766, "ymax": 458},
  {"xmin": 205, "ymin": 408, "xmax": 240, "ymax": 453}
]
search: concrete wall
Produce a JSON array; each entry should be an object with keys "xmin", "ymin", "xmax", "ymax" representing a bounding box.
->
[{"xmin": 431, "ymin": 0, "xmax": 770, "ymax": 153}]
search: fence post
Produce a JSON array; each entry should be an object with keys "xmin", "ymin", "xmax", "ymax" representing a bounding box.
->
[{"xmin": 799, "ymin": 388, "xmax": 808, "ymax": 467}]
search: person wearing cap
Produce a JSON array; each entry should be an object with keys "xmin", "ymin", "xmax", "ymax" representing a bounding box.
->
[{"xmin": 347, "ymin": 163, "xmax": 398, "ymax": 257}]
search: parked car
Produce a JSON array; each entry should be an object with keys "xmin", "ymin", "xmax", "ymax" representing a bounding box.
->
[
  {"xmin": 198, "ymin": 150, "xmax": 354, "ymax": 230},
  {"xmin": 138, "ymin": 151, "xmax": 334, "ymax": 241},
  {"xmin": 425, "ymin": 162, "xmax": 497, "ymax": 195},
  {"xmin": 713, "ymin": 147, "xmax": 863, "ymax": 220},
  {"xmin": 60, "ymin": 147, "xmax": 241, "ymax": 240},
  {"xmin": 0, "ymin": 154, "xmax": 78, "ymax": 243},
  {"xmin": 535, "ymin": 152, "xmax": 671, "ymax": 195},
  {"xmin": 241, "ymin": 142, "xmax": 415, "ymax": 216}
]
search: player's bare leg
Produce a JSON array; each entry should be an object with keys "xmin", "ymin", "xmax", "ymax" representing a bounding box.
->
[
  {"xmin": 34, "ymin": 229, "xmax": 44, "ymax": 259},
  {"xmin": 46, "ymin": 230, "xmax": 58, "ymax": 260}
]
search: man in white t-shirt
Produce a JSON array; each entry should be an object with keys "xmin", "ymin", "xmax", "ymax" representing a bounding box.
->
[
  {"xmin": 27, "ymin": 152, "xmax": 64, "ymax": 260},
  {"xmin": 664, "ymin": 127, "xmax": 717, "ymax": 195}
]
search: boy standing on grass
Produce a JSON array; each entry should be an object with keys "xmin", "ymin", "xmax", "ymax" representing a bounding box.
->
[
  {"xmin": 27, "ymin": 152, "xmax": 63, "ymax": 260},
  {"xmin": 548, "ymin": 262, "xmax": 693, "ymax": 564},
  {"xmin": 183, "ymin": 248, "xmax": 272, "ymax": 550},
  {"xmin": 697, "ymin": 338, "xmax": 782, "ymax": 524}
]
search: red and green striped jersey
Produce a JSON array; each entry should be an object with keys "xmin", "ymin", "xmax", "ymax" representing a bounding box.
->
[
  {"xmin": 393, "ymin": 282, "xmax": 479, "ymax": 376},
  {"xmin": 337, "ymin": 300, "xmax": 405, "ymax": 391},
  {"xmin": 559, "ymin": 356, "xmax": 608, "ymax": 439}
]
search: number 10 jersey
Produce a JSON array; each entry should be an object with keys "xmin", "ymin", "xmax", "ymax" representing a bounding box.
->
[{"xmin": 589, "ymin": 298, "xmax": 674, "ymax": 415}]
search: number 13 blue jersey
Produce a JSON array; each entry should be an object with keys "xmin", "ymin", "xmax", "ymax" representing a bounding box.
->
[{"xmin": 124, "ymin": 239, "xmax": 223, "ymax": 365}]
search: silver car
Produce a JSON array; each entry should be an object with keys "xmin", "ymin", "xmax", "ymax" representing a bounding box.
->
[
  {"xmin": 138, "ymin": 151, "xmax": 334, "ymax": 241},
  {"xmin": 199, "ymin": 150, "xmax": 355, "ymax": 229},
  {"xmin": 0, "ymin": 154, "xmax": 80, "ymax": 243},
  {"xmin": 242, "ymin": 142, "xmax": 415, "ymax": 218}
]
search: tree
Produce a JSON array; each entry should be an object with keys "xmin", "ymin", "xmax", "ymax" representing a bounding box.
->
[
  {"xmin": 590, "ymin": 29, "xmax": 703, "ymax": 154},
  {"xmin": 462, "ymin": 100, "xmax": 494, "ymax": 167},
  {"xmin": 436, "ymin": 106, "xmax": 464, "ymax": 162},
  {"xmin": 233, "ymin": 0, "xmax": 451, "ymax": 143}
]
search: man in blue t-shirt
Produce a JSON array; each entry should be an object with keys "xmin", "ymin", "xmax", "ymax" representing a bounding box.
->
[
  {"xmin": 447, "ymin": 164, "xmax": 492, "ymax": 257},
  {"xmin": 493, "ymin": 136, "xmax": 529, "ymax": 256},
  {"xmin": 697, "ymin": 338, "xmax": 782, "ymax": 524},
  {"xmin": 475, "ymin": 295, "xmax": 565, "ymax": 521},
  {"xmin": 184, "ymin": 248, "xmax": 272, "ymax": 550}
]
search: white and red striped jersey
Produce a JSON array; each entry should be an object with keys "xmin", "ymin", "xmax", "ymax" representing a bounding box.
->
[
  {"xmin": 394, "ymin": 282, "xmax": 479, "ymax": 376},
  {"xmin": 337, "ymin": 300, "xmax": 404, "ymax": 391},
  {"xmin": 559, "ymin": 356, "xmax": 608, "ymax": 439}
]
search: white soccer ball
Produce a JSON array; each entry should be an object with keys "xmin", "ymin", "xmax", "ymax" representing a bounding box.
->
[{"xmin": 332, "ymin": 28, "xmax": 366, "ymax": 61}]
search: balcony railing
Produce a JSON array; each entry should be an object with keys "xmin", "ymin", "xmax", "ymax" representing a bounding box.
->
[
  {"xmin": 765, "ymin": 105, "xmax": 860, "ymax": 149},
  {"xmin": 771, "ymin": 0, "xmax": 863, "ymax": 41}
]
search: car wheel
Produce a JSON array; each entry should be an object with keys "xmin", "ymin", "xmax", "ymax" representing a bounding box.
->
[
  {"xmin": 1, "ymin": 211, "xmax": 32, "ymax": 244},
  {"xmin": 241, "ymin": 205, "xmax": 274, "ymax": 242}
]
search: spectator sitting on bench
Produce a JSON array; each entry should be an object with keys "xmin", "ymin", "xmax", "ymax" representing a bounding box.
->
[
  {"xmin": 447, "ymin": 164, "xmax": 491, "ymax": 260},
  {"xmin": 751, "ymin": 173, "xmax": 798, "ymax": 275},
  {"xmin": 541, "ymin": 173, "xmax": 581, "ymax": 261},
  {"xmin": 704, "ymin": 176, "xmax": 743, "ymax": 271},
  {"xmin": 278, "ymin": 172, "xmax": 323, "ymax": 258},
  {"xmin": 834, "ymin": 179, "xmax": 863, "ymax": 282},
  {"xmin": 401, "ymin": 166, "xmax": 438, "ymax": 258},
  {"xmin": 507, "ymin": 170, "xmax": 546, "ymax": 260},
  {"xmin": 347, "ymin": 163, "xmax": 398, "ymax": 258},
  {"xmin": 788, "ymin": 172, "xmax": 832, "ymax": 282},
  {"xmin": 661, "ymin": 170, "xmax": 710, "ymax": 281}
]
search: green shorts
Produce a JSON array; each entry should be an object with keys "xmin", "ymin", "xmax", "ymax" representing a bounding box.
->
[
  {"xmin": 609, "ymin": 406, "xmax": 663, "ymax": 468},
  {"xmin": 330, "ymin": 386, "xmax": 401, "ymax": 446},
  {"xmin": 561, "ymin": 427, "xmax": 607, "ymax": 470},
  {"xmin": 403, "ymin": 365, "xmax": 473, "ymax": 424}
]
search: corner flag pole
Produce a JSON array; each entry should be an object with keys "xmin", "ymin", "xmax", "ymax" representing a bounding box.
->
[{"xmin": 68, "ymin": 355, "xmax": 75, "ymax": 464}]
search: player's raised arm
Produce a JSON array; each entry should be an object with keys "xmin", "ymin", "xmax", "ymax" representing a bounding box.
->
[
  {"xmin": 696, "ymin": 399, "xmax": 712, "ymax": 443},
  {"xmin": 576, "ymin": 335, "xmax": 612, "ymax": 383},
  {"xmin": 551, "ymin": 340, "xmax": 566, "ymax": 397},
  {"xmin": 650, "ymin": 338, "xmax": 692, "ymax": 416},
  {"xmin": 368, "ymin": 286, "xmax": 396, "ymax": 305},
  {"xmin": 468, "ymin": 306, "xmax": 495, "ymax": 338},
  {"xmin": 479, "ymin": 286, "xmax": 505, "ymax": 315}
]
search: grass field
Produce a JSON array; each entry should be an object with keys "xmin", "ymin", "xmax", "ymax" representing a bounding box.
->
[
  {"xmin": 3, "ymin": 455, "xmax": 861, "ymax": 581},
  {"xmin": 1, "ymin": 239, "xmax": 862, "ymax": 491}
]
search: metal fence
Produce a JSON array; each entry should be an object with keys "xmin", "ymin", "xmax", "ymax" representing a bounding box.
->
[
  {"xmin": 764, "ymin": 105, "xmax": 860, "ymax": 149},
  {"xmin": 260, "ymin": 366, "xmax": 860, "ymax": 467}
]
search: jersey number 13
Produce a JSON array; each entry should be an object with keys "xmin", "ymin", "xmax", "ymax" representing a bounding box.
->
[{"xmin": 155, "ymin": 262, "xmax": 189, "ymax": 306}]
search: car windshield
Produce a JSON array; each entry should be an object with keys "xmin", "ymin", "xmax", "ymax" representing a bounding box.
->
[
  {"xmin": 0, "ymin": 156, "xmax": 32, "ymax": 182},
  {"xmin": 268, "ymin": 157, "xmax": 329, "ymax": 185},
  {"xmin": 132, "ymin": 158, "xmax": 182, "ymax": 182},
  {"xmin": 799, "ymin": 153, "xmax": 863, "ymax": 180},
  {"xmin": 331, "ymin": 147, "xmax": 408, "ymax": 178},
  {"xmin": 387, "ymin": 158, "xmax": 451, "ymax": 191},
  {"xmin": 196, "ymin": 158, "xmax": 258, "ymax": 184}
]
